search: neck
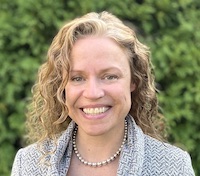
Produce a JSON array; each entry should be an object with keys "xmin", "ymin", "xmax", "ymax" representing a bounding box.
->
[{"xmin": 73, "ymin": 120, "xmax": 127, "ymax": 164}]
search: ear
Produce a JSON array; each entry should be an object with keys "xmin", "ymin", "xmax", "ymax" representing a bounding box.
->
[{"xmin": 130, "ymin": 83, "xmax": 136, "ymax": 92}]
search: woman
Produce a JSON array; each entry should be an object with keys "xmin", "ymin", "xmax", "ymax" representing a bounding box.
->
[{"xmin": 11, "ymin": 11, "xmax": 195, "ymax": 175}]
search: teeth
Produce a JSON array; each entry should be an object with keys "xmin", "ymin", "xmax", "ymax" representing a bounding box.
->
[{"xmin": 83, "ymin": 107, "xmax": 109, "ymax": 115}]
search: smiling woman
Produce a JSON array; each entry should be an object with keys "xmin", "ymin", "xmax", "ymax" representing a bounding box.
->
[
  {"xmin": 11, "ymin": 11, "xmax": 195, "ymax": 176},
  {"xmin": 65, "ymin": 36, "xmax": 135, "ymax": 138}
]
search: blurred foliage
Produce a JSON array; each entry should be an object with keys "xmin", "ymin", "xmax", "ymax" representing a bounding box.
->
[{"xmin": 0, "ymin": 0, "xmax": 199, "ymax": 175}]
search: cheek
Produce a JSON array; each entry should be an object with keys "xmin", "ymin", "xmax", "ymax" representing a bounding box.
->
[
  {"xmin": 64, "ymin": 88, "xmax": 75, "ymax": 117},
  {"xmin": 122, "ymin": 83, "xmax": 133, "ymax": 104},
  {"xmin": 111, "ymin": 85, "xmax": 132, "ymax": 102},
  {"xmin": 65, "ymin": 86, "xmax": 83, "ymax": 106}
]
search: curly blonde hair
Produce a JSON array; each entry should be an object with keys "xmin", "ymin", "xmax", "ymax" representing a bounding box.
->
[{"xmin": 26, "ymin": 11, "xmax": 164, "ymax": 144}]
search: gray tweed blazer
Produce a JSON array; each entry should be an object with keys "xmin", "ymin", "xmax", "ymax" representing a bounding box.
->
[{"xmin": 11, "ymin": 115, "xmax": 195, "ymax": 175}]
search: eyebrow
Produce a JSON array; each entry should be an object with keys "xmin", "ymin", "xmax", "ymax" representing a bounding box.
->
[{"xmin": 69, "ymin": 67, "xmax": 122, "ymax": 73}]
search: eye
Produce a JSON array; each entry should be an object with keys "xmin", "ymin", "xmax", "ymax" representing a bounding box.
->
[
  {"xmin": 104, "ymin": 75, "xmax": 119, "ymax": 81},
  {"xmin": 71, "ymin": 76, "xmax": 84, "ymax": 82}
]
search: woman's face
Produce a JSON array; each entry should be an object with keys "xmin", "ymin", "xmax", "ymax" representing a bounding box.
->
[{"xmin": 65, "ymin": 36, "xmax": 135, "ymax": 136}]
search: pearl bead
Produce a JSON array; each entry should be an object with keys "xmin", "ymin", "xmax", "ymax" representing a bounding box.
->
[{"xmin": 72, "ymin": 119, "xmax": 128, "ymax": 167}]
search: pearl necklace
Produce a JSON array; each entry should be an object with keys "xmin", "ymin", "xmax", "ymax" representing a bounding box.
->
[{"xmin": 72, "ymin": 120, "xmax": 128, "ymax": 167}]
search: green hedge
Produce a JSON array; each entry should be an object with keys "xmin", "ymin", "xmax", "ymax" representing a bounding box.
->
[{"xmin": 0, "ymin": 0, "xmax": 199, "ymax": 175}]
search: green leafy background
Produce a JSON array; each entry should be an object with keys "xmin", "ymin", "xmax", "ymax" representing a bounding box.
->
[{"xmin": 0, "ymin": 0, "xmax": 199, "ymax": 175}]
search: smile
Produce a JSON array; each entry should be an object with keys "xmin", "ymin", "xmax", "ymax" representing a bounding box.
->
[{"xmin": 82, "ymin": 107, "xmax": 109, "ymax": 115}]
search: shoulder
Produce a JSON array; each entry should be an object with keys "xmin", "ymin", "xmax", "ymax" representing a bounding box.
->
[
  {"xmin": 16, "ymin": 143, "xmax": 41, "ymax": 158},
  {"xmin": 144, "ymin": 135, "xmax": 185, "ymax": 156},
  {"xmin": 143, "ymin": 135, "xmax": 195, "ymax": 175},
  {"xmin": 11, "ymin": 144, "xmax": 48, "ymax": 176},
  {"xmin": 11, "ymin": 122, "xmax": 75, "ymax": 176}
]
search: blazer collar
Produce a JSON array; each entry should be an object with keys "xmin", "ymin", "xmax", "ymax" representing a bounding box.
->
[
  {"xmin": 47, "ymin": 115, "xmax": 144, "ymax": 176},
  {"xmin": 117, "ymin": 115, "xmax": 145, "ymax": 176},
  {"xmin": 48, "ymin": 120, "xmax": 75, "ymax": 176}
]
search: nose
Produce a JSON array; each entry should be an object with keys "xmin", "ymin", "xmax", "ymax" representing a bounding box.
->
[{"xmin": 83, "ymin": 78, "xmax": 105, "ymax": 99}]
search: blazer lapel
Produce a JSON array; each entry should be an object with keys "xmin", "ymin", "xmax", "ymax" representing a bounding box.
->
[
  {"xmin": 117, "ymin": 115, "xmax": 144, "ymax": 176},
  {"xmin": 48, "ymin": 121, "xmax": 75, "ymax": 176}
]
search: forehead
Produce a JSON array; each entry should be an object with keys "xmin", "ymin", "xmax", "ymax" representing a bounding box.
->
[{"xmin": 70, "ymin": 36, "xmax": 130, "ymax": 70}]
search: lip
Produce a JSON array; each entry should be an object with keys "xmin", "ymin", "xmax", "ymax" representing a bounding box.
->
[
  {"xmin": 81, "ymin": 104, "xmax": 111, "ymax": 108},
  {"xmin": 79, "ymin": 105, "xmax": 111, "ymax": 120}
]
